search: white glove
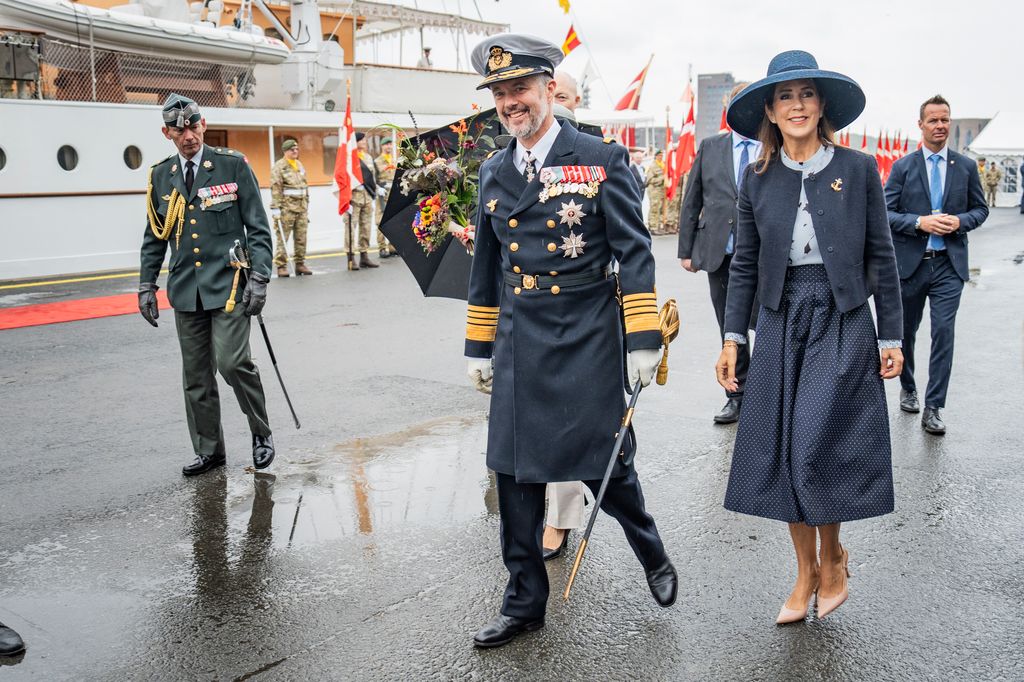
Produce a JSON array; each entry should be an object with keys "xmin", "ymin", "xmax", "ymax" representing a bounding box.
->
[
  {"xmin": 376, "ymin": 186, "xmax": 387, "ymax": 197},
  {"xmin": 271, "ymin": 208, "xmax": 281, "ymax": 218},
  {"xmin": 345, "ymin": 206, "xmax": 353, "ymax": 216},
  {"xmin": 627, "ymin": 348, "xmax": 662, "ymax": 388},
  {"xmin": 466, "ymin": 357, "xmax": 493, "ymax": 394}
]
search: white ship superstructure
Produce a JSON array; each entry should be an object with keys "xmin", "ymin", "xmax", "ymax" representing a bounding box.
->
[{"xmin": 0, "ymin": 0, "xmax": 507, "ymax": 279}]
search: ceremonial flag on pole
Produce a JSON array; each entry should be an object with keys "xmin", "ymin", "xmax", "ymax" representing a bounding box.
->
[
  {"xmin": 561, "ymin": 25, "xmax": 581, "ymax": 56},
  {"xmin": 893, "ymin": 131, "xmax": 901, "ymax": 161},
  {"xmin": 904, "ymin": 137, "xmax": 910, "ymax": 155},
  {"xmin": 875, "ymin": 130, "xmax": 884, "ymax": 176},
  {"xmin": 558, "ymin": 0, "xmax": 571, "ymax": 13},
  {"xmin": 672, "ymin": 99, "xmax": 696, "ymax": 194},
  {"xmin": 679, "ymin": 80, "xmax": 694, "ymax": 107},
  {"xmin": 615, "ymin": 56, "xmax": 653, "ymax": 110},
  {"xmin": 861, "ymin": 127, "xmax": 868, "ymax": 151},
  {"xmin": 333, "ymin": 82, "xmax": 362, "ymax": 215},
  {"xmin": 883, "ymin": 132, "xmax": 892, "ymax": 180},
  {"xmin": 664, "ymin": 109, "xmax": 676, "ymax": 201},
  {"xmin": 719, "ymin": 105, "xmax": 730, "ymax": 134}
]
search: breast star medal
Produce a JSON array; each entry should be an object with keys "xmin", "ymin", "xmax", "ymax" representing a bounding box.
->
[
  {"xmin": 203, "ymin": 160, "xmax": 213, "ymax": 170},
  {"xmin": 556, "ymin": 199, "xmax": 586, "ymax": 228},
  {"xmin": 561, "ymin": 230, "xmax": 586, "ymax": 258},
  {"xmin": 487, "ymin": 198, "xmax": 498, "ymax": 212},
  {"xmin": 831, "ymin": 178, "xmax": 843, "ymax": 192}
]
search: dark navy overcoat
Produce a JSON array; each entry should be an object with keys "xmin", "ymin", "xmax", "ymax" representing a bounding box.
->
[{"xmin": 465, "ymin": 122, "xmax": 662, "ymax": 483}]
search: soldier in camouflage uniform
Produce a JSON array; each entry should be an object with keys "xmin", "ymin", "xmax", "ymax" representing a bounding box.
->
[
  {"xmin": 645, "ymin": 150, "xmax": 665, "ymax": 234},
  {"xmin": 982, "ymin": 160, "xmax": 1002, "ymax": 207},
  {"xmin": 346, "ymin": 132, "xmax": 379, "ymax": 270},
  {"xmin": 138, "ymin": 94, "xmax": 275, "ymax": 476},
  {"xmin": 663, "ymin": 172, "xmax": 685, "ymax": 235},
  {"xmin": 270, "ymin": 139, "xmax": 312, "ymax": 276},
  {"xmin": 374, "ymin": 138, "xmax": 397, "ymax": 258}
]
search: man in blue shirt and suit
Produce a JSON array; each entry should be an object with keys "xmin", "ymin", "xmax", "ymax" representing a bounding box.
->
[{"xmin": 885, "ymin": 95, "xmax": 989, "ymax": 435}]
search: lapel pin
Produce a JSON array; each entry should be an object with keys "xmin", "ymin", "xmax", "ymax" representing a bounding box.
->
[
  {"xmin": 487, "ymin": 199, "xmax": 497, "ymax": 212},
  {"xmin": 170, "ymin": 164, "xmax": 177, "ymax": 173},
  {"xmin": 831, "ymin": 178, "xmax": 843, "ymax": 192}
]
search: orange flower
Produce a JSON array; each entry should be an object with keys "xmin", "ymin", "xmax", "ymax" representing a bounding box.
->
[{"xmin": 449, "ymin": 119, "xmax": 468, "ymax": 135}]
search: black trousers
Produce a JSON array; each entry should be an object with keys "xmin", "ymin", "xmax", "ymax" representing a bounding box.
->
[
  {"xmin": 708, "ymin": 254, "xmax": 753, "ymax": 398},
  {"xmin": 495, "ymin": 469, "xmax": 667, "ymax": 619},
  {"xmin": 899, "ymin": 253, "xmax": 964, "ymax": 409}
]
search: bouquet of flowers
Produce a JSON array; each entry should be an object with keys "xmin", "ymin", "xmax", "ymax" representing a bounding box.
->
[{"xmin": 390, "ymin": 110, "xmax": 495, "ymax": 255}]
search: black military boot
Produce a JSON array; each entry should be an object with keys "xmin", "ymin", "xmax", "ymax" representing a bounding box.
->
[
  {"xmin": 252, "ymin": 434, "xmax": 275, "ymax": 469},
  {"xmin": 0, "ymin": 621, "xmax": 25, "ymax": 657},
  {"xmin": 359, "ymin": 252, "xmax": 379, "ymax": 269}
]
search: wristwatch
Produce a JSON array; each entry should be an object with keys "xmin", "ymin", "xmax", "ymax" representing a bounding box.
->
[{"xmin": 914, "ymin": 216, "xmax": 922, "ymax": 230}]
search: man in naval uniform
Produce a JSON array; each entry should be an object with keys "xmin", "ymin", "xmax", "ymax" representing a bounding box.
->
[
  {"xmin": 139, "ymin": 94, "xmax": 275, "ymax": 476},
  {"xmin": 270, "ymin": 139, "xmax": 312, "ymax": 277},
  {"xmin": 464, "ymin": 35, "xmax": 678, "ymax": 648}
]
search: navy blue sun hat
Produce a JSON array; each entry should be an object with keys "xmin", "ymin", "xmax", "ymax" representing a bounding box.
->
[{"xmin": 726, "ymin": 50, "xmax": 865, "ymax": 139}]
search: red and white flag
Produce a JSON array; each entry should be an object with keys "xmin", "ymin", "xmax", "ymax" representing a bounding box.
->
[
  {"xmin": 861, "ymin": 127, "xmax": 868, "ymax": 151},
  {"xmin": 615, "ymin": 57, "xmax": 653, "ymax": 111},
  {"xmin": 719, "ymin": 105, "xmax": 730, "ymax": 134},
  {"xmin": 669, "ymin": 99, "xmax": 696, "ymax": 198},
  {"xmin": 333, "ymin": 84, "xmax": 363, "ymax": 215}
]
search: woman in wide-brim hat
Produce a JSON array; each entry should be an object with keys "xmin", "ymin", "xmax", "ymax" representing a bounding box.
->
[{"xmin": 716, "ymin": 50, "xmax": 904, "ymax": 624}]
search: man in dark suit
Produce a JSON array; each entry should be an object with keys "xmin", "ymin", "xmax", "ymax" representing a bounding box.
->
[
  {"xmin": 465, "ymin": 34, "xmax": 677, "ymax": 649},
  {"xmin": 885, "ymin": 95, "xmax": 989, "ymax": 435},
  {"xmin": 677, "ymin": 83, "xmax": 757, "ymax": 424}
]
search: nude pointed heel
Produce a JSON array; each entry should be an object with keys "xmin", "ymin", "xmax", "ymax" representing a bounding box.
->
[
  {"xmin": 816, "ymin": 547, "xmax": 850, "ymax": 619},
  {"xmin": 776, "ymin": 577, "xmax": 819, "ymax": 625}
]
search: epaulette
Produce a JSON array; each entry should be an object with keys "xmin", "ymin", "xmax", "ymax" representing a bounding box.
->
[
  {"xmin": 151, "ymin": 153, "xmax": 176, "ymax": 170},
  {"xmin": 486, "ymin": 149, "xmax": 500, "ymax": 159},
  {"xmin": 603, "ymin": 137, "xmax": 614, "ymax": 144},
  {"xmin": 213, "ymin": 147, "xmax": 250, "ymax": 164}
]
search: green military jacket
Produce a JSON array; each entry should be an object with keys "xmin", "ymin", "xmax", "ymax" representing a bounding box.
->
[{"xmin": 141, "ymin": 144, "xmax": 273, "ymax": 312}]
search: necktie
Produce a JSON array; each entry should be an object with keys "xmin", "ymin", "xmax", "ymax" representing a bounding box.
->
[
  {"xmin": 928, "ymin": 154, "xmax": 945, "ymax": 251},
  {"xmin": 523, "ymin": 150, "xmax": 536, "ymax": 183},
  {"xmin": 185, "ymin": 160, "xmax": 195, "ymax": 196},
  {"xmin": 727, "ymin": 141, "xmax": 753, "ymax": 255}
]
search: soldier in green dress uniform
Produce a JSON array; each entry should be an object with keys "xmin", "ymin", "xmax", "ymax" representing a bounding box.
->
[{"xmin": 138, "ymin": 93, "xmax": 276, "ymax": 476}]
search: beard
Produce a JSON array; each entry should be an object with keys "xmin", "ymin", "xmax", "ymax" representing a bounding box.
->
[{"xmin": 500, "ymin": 93, "xmax": 550, "ymax": 141}]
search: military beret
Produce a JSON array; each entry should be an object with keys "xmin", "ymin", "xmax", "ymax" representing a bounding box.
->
[
  {"xmin": 281, "ymin": 139, "xmax": 298, "ymax": 152},
  {"xmin": 471, "ymin": 34, "xmax": 563, "ymax": 90},
  {"xmin": 162, "ymin": 93, "xmax": 201, "ymax": 128}
]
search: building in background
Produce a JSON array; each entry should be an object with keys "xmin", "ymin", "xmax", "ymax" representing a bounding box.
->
[
  {"xmin": 950, "ymin": 118, "xmax": 991, "ymax": 155},
  {"xmin": 696, "ymin": 72, "xmax": 734, "ymax": 143}
]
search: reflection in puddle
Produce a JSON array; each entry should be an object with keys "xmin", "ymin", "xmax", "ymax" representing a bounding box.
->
[{"xmin": 225, "ymin": 415, "xmax": 494, "ymax": 548}]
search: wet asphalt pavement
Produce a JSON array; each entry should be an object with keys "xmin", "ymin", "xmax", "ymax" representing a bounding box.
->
[{"xmin": 1, "ymin": 210, "xmax": 1022, "ymax": 681}]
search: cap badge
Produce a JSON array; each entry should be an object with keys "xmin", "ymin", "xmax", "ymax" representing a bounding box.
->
[{"xmin": 488, "ymin": 46, "xmax": 513, "ymax": 73}]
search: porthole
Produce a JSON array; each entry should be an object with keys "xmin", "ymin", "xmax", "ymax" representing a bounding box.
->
[
  {"xmin": 123, "ymin": 145, "xmax": 143, "ymax": 170},
  {"xmin": 0, "ymin": 147, "xmax": 6, "ymax": 171},
  {"xmin": 57, "ymin": 145, "xmax": 78, "ymax": 171}
]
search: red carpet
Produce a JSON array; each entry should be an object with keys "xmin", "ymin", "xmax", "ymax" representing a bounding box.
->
[{"xmin": 0, "ymin": 291, "xmax": 171, "ymax": 330}]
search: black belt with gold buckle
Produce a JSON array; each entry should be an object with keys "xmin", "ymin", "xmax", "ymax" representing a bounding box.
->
[
  {"xmin": 502, "ymin": 267, "xmax": 609, "ymax": 292},
  {"xmin": 922, "ymin": 249, "xmax": 947, "ymax": 260}
]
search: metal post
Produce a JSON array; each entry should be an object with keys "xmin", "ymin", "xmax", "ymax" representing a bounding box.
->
[{"xmin": 267, "ymin": 125, "xmax": 275, "ymax": 166}]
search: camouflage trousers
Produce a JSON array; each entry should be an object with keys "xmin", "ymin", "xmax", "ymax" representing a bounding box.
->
[
  {"xmin": 345, "ymin": 188, "xmax": 374, "ymax": 254},
  {"xmin": 376, "ymin": 192, "xmax": 394, "ymax": 251},
  {"xmin": 273, "ymin": 204, "xmax": 308, "ymax": 266},
  {"xmin": 985, "ymin": 185, "xmax": 999, "ymax": 207},
  {"xmin": 647, "ymin": 192, "xmax": 665, "ymax": 234}
]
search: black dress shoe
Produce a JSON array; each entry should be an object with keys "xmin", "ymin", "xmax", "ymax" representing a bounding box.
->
[
  {"xmin": 473, "ymin": 614, "xmax": 544, "ymax": 648},
  {"xmin": 645, "ymin": 560, "xmax": 678, "ymax": 607},
  {"xmin": 182, "ymin": 452, "xmax": 226, "ymax": 476},
  {"xmin": 900, "ymin": 389, "xmax": 920, "ymax": 413},
  {"xmin": 713, "ymin": 398, "xmax": 742, "ymax": 424},
  {"xmin": 922, "ymin": 408, "xmax": 946, "ymax": 435},
  {"xmin": 252, "ymin": 434, "xmax": 275, "ymax": 469},
  {"xmin": 0, "ymin": 622, "xmax": 26, "ymax": 657},
  {"xmin": 542, "ymin": 529, "xmax": 569, "ymax": 561}
]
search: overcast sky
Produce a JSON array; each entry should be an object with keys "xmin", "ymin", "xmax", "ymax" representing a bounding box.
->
[{"xmin": 403, "ymin": 0, "xmax": 1020, "ymax": 135}]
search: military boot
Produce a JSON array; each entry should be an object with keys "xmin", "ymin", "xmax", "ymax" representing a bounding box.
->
[
  {"xmin": 347, "ymin": 253, "xmax": 359, "ymax": 271},
  {"xmin": 295, "ymin": 262, "xmax": 313, "ymax": 276},
  {"xmin": 276, "ymin": 266, "xmax": 290, "ymax": 278},
  {"xmin": 359, "ymin": 252, "xmax": 379, "ymax": 269}
]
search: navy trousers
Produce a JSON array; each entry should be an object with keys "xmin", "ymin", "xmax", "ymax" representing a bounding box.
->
[
  {"xmin": 495, "ymin": 469, "xmax": 667, "ymax": 619},
  {"xmin": 708, "ymin": 254, "xmax": 752, "ymax": 399},
  {"xmin": 899, "ymin": 253, "xmax": 964, "ymax": 409}
]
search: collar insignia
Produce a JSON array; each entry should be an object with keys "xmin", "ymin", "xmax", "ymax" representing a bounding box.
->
[
  {"xmin": 202, "ymin": 160, "xmax": 213, "ymax": 170},
  {"xmin": 487, "ymin": 198, "xmax": 498, "ymax": 212},
  {"xmin": 831, "ymin": 178, "xmax": 843, "ymax": 192}
]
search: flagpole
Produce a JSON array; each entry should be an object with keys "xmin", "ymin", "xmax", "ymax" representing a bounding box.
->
[
  {"xmin": 661, "ymin": 105, "xmax": 670, "ymax": 231},
  {"xmin": 566, "ymin": 9, "xmax": 614, "ymax": 106}
]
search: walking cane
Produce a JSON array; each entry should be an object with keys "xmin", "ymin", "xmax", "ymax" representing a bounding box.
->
[
  {"xmin": 563, "ymin": 299, "xmax": 680, "ymax": 601},
  {"xmin": 228, "ymin": 241, "xmax": 302, "ymax": 429}
]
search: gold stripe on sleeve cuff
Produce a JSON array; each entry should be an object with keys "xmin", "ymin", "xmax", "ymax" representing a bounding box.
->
[
  {"xmin": 622, "ymin": 292, "xmax": 657, "ymax": 304},
  {"xmin": 466, "ymin": 324, "xmax": 497, "ymax": 342},
  {"xmin": 466, "ymin": 304, "xmax": 499, "ymax": 342},
  {"xmin": 624, "ymin": 312, "xmax": 660, "ymax": 334}
]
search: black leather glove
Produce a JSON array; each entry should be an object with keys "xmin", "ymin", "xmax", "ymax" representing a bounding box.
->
[
  {"xmin": 138, "ymin": 282, "xmax": 160, "ymax": 327},
  {"xmin": 241, "ymin": 271, "xmax": 269, "ymax": 317}
]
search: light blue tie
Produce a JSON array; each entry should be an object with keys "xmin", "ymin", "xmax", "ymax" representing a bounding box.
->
[
  {"xmin": 927, "ymin": 153, "xmax": 945, "ymax": 251},
  {"xmin": 727, "ymin": 141, "xmax": 752, "ymax": 255}
]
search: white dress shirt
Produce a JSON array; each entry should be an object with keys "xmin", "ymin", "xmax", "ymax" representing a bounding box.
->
[
  {"xmin": 780, "ymin": 144, "xmax": 833, "ymax": 267},
  {"xmin": 514, "ymin": 120, "xmax": 562, "ymax": 175},
  {"xmin": 178, "ymin": 147, "xmax": 204, "ymax": 183}
]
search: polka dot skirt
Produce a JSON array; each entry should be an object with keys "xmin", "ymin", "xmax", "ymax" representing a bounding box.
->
[{"xmin": 724, "ymin": 265, "xmax": 895, "ymax": 525}]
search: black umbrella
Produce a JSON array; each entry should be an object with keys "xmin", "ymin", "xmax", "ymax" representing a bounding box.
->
[{"xmin": 379, "ymin": 108, "xmax": 502, "ymax": 300}]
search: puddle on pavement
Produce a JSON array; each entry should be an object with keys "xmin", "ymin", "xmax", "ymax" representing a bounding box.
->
[{"xmin": 219, "ymin": 415, "xmax": 497, "ymax": 549}]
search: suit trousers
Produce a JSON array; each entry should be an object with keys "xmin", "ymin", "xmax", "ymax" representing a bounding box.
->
[
  {"xmin": 545, "ymin": 481, "xmax": 585, "ymax": 529},
  {"xmin": 899, "ymin": 253, "xmax": 964, "ymax": 409},
  {"xmin": 496, "ymin": 469, "xmax": 667, "ymax": 619},
  {"xmin": 708, "ymin": 254, "xmax": 751, "ymax": 398},
  {"xmin": 174, "ymin": 306, "xmax": 271, "ymax": 457}
]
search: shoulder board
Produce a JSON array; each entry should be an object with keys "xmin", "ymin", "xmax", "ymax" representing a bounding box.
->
[
  {"xmin": 151, "ymin": 153, "xmax": 176, "ymax": 170},
  {"xmin": 486, "ymin": 149, "xmax": 499, "ymax": 159},
  {"xmin": 603, "ymin": 137, "xmax": 614, "ymax": 144},
  {"xmin": 213, "ymin": 147, "xmax": 239, "ymax": 157}
]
